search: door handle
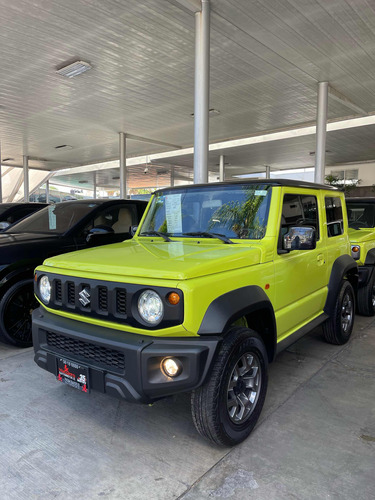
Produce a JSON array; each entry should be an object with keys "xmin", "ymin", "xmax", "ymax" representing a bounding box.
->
[{"xmin": 317, "ymin": 254, "xmax": 325, "ymax": 265}]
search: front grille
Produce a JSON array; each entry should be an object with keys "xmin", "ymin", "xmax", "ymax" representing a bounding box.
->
[
  {"xmin": 67, "ymin": 282, "xmax": 75, "ymax": 305},
  {"xmin": 98, "ymin": 287, "xmax": 108, "ymax": 311},
  {"xmin": 51, "ymin": 278, "xmax": 127, "ymax": 322},
  {"xmin": 116, "ymin": 289, "xmax": 127, "ymax": 315},
  {"xmin": 46, "ymin": 331, "xmax": 125, "ymax": 372},
  {"xmin": 55, "ymin": 280, "xmax": 62, "ymax": 302}
]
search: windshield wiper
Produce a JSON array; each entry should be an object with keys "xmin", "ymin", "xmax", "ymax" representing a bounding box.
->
[
  {"xmin": 140, "ymin": 230, "xmax": 172, "ymax": 242},
  {"xmin": 182, "ymin": 231, "xmax": 235, "ymax": 244}
]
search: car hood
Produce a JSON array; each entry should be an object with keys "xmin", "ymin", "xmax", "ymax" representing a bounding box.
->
[
  {"xmin": 348, "ymin": 228, "xmax": 375, "ymax": 244},
  {"xmin": 42, "ymin": 239, "xmax": 262, "ymax": 280}
]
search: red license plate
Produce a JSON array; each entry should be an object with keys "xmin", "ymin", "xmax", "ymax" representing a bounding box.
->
[{"xmin": 57, "ymin": 358, "xmax": 89, "ymax": 393}]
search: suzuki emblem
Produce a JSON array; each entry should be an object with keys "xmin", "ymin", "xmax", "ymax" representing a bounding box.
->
[{"xmin": 79, "ymin": 288, "xmax": 91, "ymax": 307}]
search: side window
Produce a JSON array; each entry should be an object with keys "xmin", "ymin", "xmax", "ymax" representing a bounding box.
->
[
  {"xmin": 325, "ymin": 197, "xmax": 343, "ymax": 237},
  {"xmin": 81, "ymin": 205, "xmax": 137, "ymax": 236},
  {"xmin": 279, "ymin": 194, "xmax": 319, "ymax": 247}
]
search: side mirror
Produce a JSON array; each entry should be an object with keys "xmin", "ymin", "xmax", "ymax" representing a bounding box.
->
[
  {"xmin": 0, "ymin": 221, "xmax": 11, "ymax": 231},
  {"xmin": 283, "ymin": 226, "xmax": 316, "ymax": 251},
  {"xmin": 86, "ymin": 225, "xmax": 114, "ymax": 243},
  {"xmin": 130, "ymin": 225, "xmax": 138, "ymax": 237}
]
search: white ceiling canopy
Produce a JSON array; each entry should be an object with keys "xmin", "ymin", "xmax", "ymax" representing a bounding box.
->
[{"xmin": 1, "ymin": 0, "xmax": 375, "ymax": 180}]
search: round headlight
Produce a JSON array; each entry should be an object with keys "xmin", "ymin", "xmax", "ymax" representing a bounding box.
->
[
  {"xmin": 39, "ymin": 275, "xmax": 51, "ymax": 303},
  {"xmin": 138, "ymin": 290, "xmax": 164, "ymax": 325}
]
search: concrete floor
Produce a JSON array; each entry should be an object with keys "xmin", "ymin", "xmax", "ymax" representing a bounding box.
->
[{"xmin": 0, "ymin": 316, "xmax": 374, "ymax": 500}]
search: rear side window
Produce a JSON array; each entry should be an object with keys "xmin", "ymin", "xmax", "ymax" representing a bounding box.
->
[
  {"xmin": 325, "ymin": 197, "xmax": 343, "ymax": 237},
  {"xmin": 280, "ymin": 194, "xmax": 319, "ymax": 243}
]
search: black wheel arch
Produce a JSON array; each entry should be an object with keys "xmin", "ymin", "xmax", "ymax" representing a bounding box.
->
[
  {"xmin": 0, "ymin": 265, "xmax": 35, "ymax": 296},
  {"xmin": 364, "ymin": 248, "xmax": 375, "ymax": 266},
  {"xmin": 324, "ymin": 255, "xmax": 358, "ymax": 315},
  {"xmin": 198, "ymin": 285, "xmax": 277, "ymax": 363}
]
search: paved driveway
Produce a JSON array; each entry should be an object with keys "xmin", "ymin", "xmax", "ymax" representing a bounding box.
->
[{"xmin": 0, "ymin": 316, "xmax": 374, "ymax": 499}]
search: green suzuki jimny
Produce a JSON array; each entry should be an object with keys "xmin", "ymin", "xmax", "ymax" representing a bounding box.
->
[
  {"xmin": 347, "ymin": 197, "xmax": 375, "ymax": 316},
  {"xmin": 33, "ymin": 180, "xmax": 357, "ymax": 446}
]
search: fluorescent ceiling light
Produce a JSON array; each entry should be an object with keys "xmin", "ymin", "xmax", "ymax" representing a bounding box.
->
[{"xmin": 56, "ymin": 60, "xmax": 92, "ymax": 78}]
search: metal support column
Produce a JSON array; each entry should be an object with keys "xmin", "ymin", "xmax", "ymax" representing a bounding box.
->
[
  {"xmin": 93, "ymin": 172, "xmax": 97, "ymax": 199},
  {"xmin": 314, "ymin": 82, "xmax": 328, "ymax": 184},
  {"xmin": 265, "ymin": 165, "xmax": 270, "ymax": 179},
  {"xmin": 219, "ymin": 155, "xmax": 225, "ymax": 182},
  {"xmin": 119, "ymin": 132, "xmax": 127, "ymax": 199},
  {"xmin": 23, "ymin": 155, "xmax": 29, "ymax": 202},
  {"xmin": 0, "ymin": 143, "xmax": 2, "ymax": 203},
  {"xmin": 193, "ymin": 0, "xmax": 210, "ymax": 184},
  {"xmin": 170, "ymin": 167, "xmax": 175, "ymax": 187},
  {"xmin": 46, "ymin": 180, "xmax": 50, "ymax": 203}
]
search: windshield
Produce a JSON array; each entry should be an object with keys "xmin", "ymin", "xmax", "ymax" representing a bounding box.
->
[
  {"xmin": 347, "ymin": 202, "xmax": 375, "ymax": 228},
  {"xmin": 5, "ymin": 202, "xmax": 100, "ymax": 234},
  {"xmin": 140, "ymin": 184, "xmax": 272, "ymax": 240}
]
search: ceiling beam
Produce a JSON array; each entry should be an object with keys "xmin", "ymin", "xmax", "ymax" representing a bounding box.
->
[
  {"xmin": 328, "ymin": 85, "xmax": 368, "ymax": 116},
  {"xmin": 126, "ymin": 134, "xmax": 182, "ymax": 150}
]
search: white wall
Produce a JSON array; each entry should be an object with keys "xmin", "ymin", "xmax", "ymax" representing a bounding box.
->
[{"xmin": 328, "ymin": 162, "xmax": 375, "ymax": 186}]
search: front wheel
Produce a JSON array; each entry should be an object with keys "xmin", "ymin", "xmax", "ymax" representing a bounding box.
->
[
  {"xmin": 0, "ymin": 279, "xmax": 38, "ymax": 347},
  {"xmin": 191, "ymin": 326, "xmax": 268, "ymax": 446},
  {"xmin": 323, "ymin": 280, "xmax": 355, "ymax": 345}
]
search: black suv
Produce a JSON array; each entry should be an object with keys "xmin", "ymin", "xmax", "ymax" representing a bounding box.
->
[{"xmin": 0, "ymin": 199, "xmax": 147, "ymax": 348}]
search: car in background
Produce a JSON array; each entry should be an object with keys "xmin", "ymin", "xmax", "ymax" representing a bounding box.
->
[
  {"xmin": 347, "ymin": 197, "xmax": 375, "ymax": 315},
  {"xmin": 0, "ymin": 199, "xmax": 147, "ymax": 348},
  {"xmin": 0, "ymin": 203, "xmax": 48, "ymax": 230}
]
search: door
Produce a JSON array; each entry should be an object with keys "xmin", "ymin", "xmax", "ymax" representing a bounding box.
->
[{"xmin": 273, "ymin": 189, "xmax": 327, "ymax": 340}]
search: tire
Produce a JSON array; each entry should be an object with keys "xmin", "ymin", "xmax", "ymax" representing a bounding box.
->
[
  {"xmin": 323, "ymin": 280, "xmax": 355, "ymax": 345},
  {"xmin": 191, "ymin": 326, "xmax": 268, "ymax": 447},
  {"xmin": 357, "ymin": 270, "xmax": 375, "ymax": 316},
  {"xmin": 0, "ymin": 279, "xmax": 38, "ymax": 347}
]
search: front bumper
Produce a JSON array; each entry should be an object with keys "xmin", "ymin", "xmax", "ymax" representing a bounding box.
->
[{"xmin": 32, "ymin": 308, "xmax": 220, "ymax": 403}]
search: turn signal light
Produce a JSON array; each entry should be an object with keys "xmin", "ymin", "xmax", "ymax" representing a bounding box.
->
[
  {"xmin": 167, "ymin": 292, "xmax": 180, "ymax": 305},
  {"xmin": 352, "ymin": 246, "xmax": 360, "ymax": 253}
]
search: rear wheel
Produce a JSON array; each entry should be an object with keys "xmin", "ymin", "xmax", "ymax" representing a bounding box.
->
[
  {"xmin": 323, "ymin": 280, "xmax": 355, "ymax": 345},
  {"xmin": 0, "ymin": 280, "xmax": 37, "ymax": 347},
  {"xmin": 191, "ymin": 326, "xmax": 268, "ymax": 446},
  {"xmin": 357, "ymin": 270, "xmax": 375, "ymax": 316}
]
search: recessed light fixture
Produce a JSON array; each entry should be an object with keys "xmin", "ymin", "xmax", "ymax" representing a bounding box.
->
[
  {"xmin": 55, "ymin": 144, "xmax": 73, "ymax": 150},
  {"xmin": 191, "ymin": 108, "xmax": 220, "ymax": 118},
  {"xmin": 56, "ymin": 60, "xmax": 92, "ymax": 78},
  {"xmin": 2, "ymin": 157, "xmax": 14, "ymax": 162}
]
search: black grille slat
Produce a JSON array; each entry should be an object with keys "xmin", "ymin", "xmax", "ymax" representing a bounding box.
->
[
  {"xmin": 67, "ymin": 282, "xmax": 75, "ymax": 305},
  {"xmin": 98, "ymin": 287, "xmax": 108, "ymax": 311},
  {"xmin": 116, "ymin": 289, "xmax": 127, "ymax": 315},
  {"xmin": 55, "ymin": 280, "xmax": 62, "ymax": 302},
  {"xmin": 46, "ymin": 332, "xmax": 125, "ymax": 372}
]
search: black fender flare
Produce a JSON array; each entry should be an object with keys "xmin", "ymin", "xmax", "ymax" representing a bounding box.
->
[
  {"xmin": 364, "ymin": 248, "xmax": 375, "ymax": 266},
  {"xmin": 324, "ymin": 255, "xmax": 358, "ymax": 315},
  {"xmin": 197, "ymin": 286, "xmax": 277, "ymax": 360}
]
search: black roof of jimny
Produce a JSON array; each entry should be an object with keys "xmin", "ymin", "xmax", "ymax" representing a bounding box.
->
[{"xmin": 154, "ymin": 178, "xmax": 337, "ymax": 195}]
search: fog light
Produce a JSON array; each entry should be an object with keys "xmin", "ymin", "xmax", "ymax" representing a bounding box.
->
[{"xmin": 161, "ymin": 357, "xmax": 182, "ymax": 377}]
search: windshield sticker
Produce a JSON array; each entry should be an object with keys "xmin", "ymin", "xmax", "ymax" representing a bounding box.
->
[
  {"xmin": 255, "ymin": 190, "xmax": 268, "ymax": 196},
  {"xmin": 48, "ymin": 206, "xmax": 57, "ymax": 230},
  {"xmin": 165, "ymin": 194, "xmax": 182, "ymax": 233}
]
